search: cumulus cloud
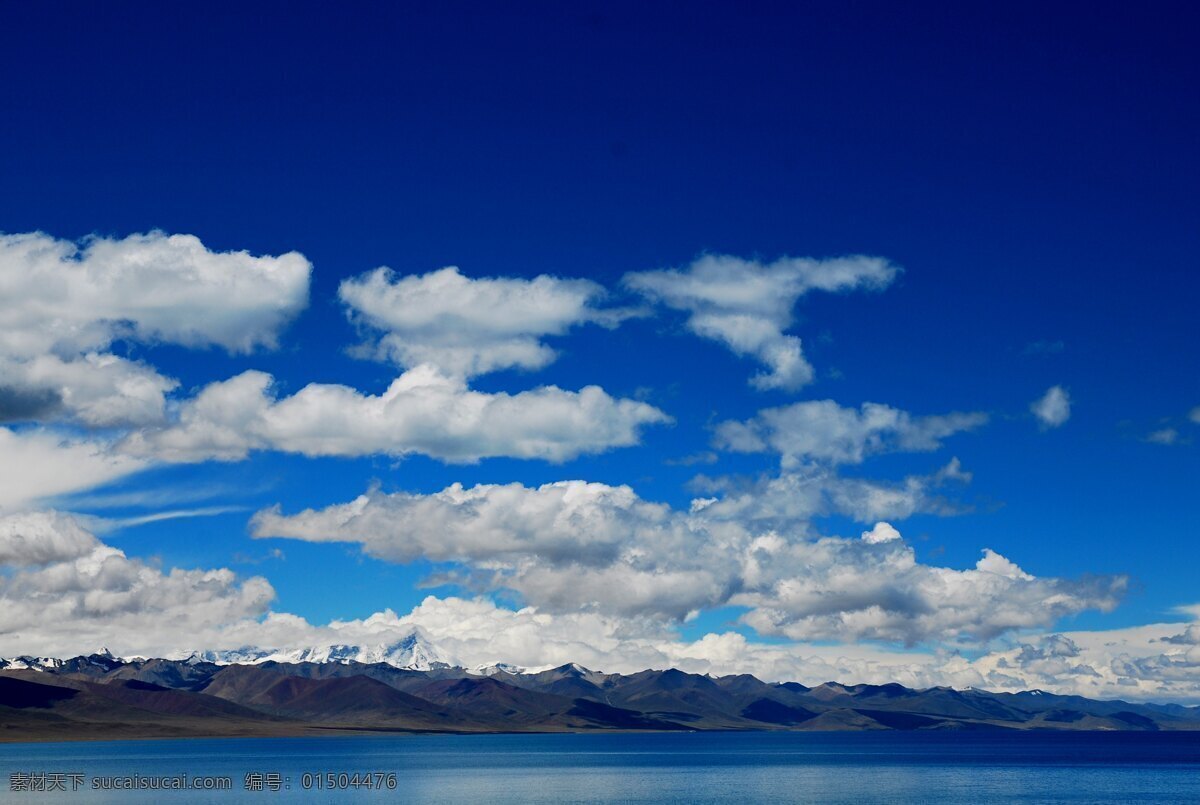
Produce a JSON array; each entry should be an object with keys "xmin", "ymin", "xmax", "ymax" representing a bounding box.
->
[
  {"xmin": 0, "ymin": 428, "xmax": 146, "ymax": 513},
  {"xmin": 0, "ymin": 231, "xmax": 311, "ymax": 428},
  {"xmin": 624, "ymin": 254, "xmax": 899, "ymax": 390},
  {"xmin": 252, "ymin": 479, "xmax": 1123, "ymax": 645},
  {"xmin": 253, "ymin": 480, "xmax": 660, "ymax": 566},
  {"xmin": 860, "ymin": 522, "xmax": 901, "ymax": 544},
  {"xmin": 0, "ymin": 510, "xmax": 100, "ymax": 566},
  {"xmin": 339, "ymin": 266, "xmax": 638, "ymax": 378},
  {"xmin": 0, "ymin": 354, "xmax": 177, "ymax": 428},
  {"xmin": 121, "ymin": 365, "xmax": 670, "ymax": 464},
  {"xmin": 1031, "ymin": 385, "xmax": 1071, "ymax": 429},
  {"xmin": 969, "ymin": 621, "xmax": 1200, "ymax": 703},
  {"xmin": 713, "ymin": 399, "xmax": 986, "ymax": 467},
  {"xmin": 0, "ymin": 513, "xmax": 273, "ymax": 658},
  {"xmin": 0, "ymin": 231, "xmax": 311, "ymax": 357},
  {"xmin": 733, "ymin": 544, "xmax": 1121, "ymax": 645},
  {"xmin": 1190, "ymin": 406, "xmax": 1200, "ymax": 425}
]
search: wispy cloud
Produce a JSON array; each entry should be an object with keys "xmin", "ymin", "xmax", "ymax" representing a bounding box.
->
[
  {"xmin": 58, "ymin": 480, "xmax": 276, "ymax": 512},
  {"xmin": 77, "ymin": 506, "xmax": 251, "ymax": 533},
  {"xmin": 1145, "ymin": 427, "xmax": 1180, "ymax": 446}
]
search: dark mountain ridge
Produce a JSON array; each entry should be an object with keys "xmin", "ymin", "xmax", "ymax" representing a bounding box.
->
[{"xmin": 2, "ymin": 653, "xmax": 1198, "ymax": 742}]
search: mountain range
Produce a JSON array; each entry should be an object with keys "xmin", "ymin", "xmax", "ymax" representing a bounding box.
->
[
  {"xmin": 5, "ymin": 643, "xmax": 1200, "ymax": 742},
  {"xmin": 180, "ymin": 630, "xmax": 456, "ymax": 671}
]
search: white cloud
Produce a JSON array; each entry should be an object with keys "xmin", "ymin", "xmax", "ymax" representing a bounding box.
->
[
  {"xmin": 1141, "ymin": 407, "xmax": 1200, "ymax": 447},
  {"xmin": 339, "ymin": 266, "xmax": 637, "ymax": 378},
  {"xmin": 0, "ymin": 231, "xmax": 310, "ymax": 429},
  {"xmin": 252, "ymin": 479, "xmax": 1122, "ymax": 644},
  {"xmin": 861, "ymin": 522, "xmax": 901, "ymax": 544},
  {"xmin": 60, "ymin": 480, "xmax": 267, "ymax": 513},
  {"xmin": 78, "ymin": 506, "xmax": 251, "ymax": 533},
  {"xmin": 0, "ymin": 510, "xmax": 100, "ymax": 566},
  {"xmin": 0, "ymin": 428, "xmax": 146, "ymax": 513},
  {"xmin": 713, "ymin": 399, "xmax": 986, "ymax": 467},
  {"xmin": 1031, "ymin": 385, "xmax": 1071, "ymax": 429},
  {"xmin": 965, "ymin": 621, "xmax": 1200, "ymax": 703},
  {"xmin": 252, "ymin": 480, "xmax": 657, "ymax": 565},
  {"xmin": 732, "ymin": 543, "xmax": 1120, "ymax": 645},
  {"xmin": 121, "ymin": 365, "xmax": 670, "ymax": 464},
  {"xmin": 691, "ymin": 458, "xmax": 972, "ymax": 527},
  {"xmin": 624, "ymin": 254, "xmax": 899, "ymax": 390},
  {"xmin": 0, "ymin": 514, "xmax": 273, "ymax": 658},
  {"xmin": 0, "ymin": 231, "xmax": 311, "ymax": 357},
  {"xmin": 1175, "ymin": 603, "xmax": 1200, "ymax": 621},
  {"xmin": 0, "ymin": 354, "xmax": 177, "ymax": 427}
]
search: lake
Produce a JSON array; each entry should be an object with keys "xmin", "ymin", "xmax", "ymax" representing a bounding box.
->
[{"xmin": 2, "ymin": 731, "xmax": 1199, "ymax": 803}]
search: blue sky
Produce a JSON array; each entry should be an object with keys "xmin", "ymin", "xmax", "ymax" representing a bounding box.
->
[{"xmin": 0, "ymin": 2, "xmax": 1198, "ymax": 699}]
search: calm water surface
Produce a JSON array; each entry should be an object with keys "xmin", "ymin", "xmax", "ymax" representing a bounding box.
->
[{"xmin": 2, "ymin": 731, "xmax": 1198, "ymax": 803}]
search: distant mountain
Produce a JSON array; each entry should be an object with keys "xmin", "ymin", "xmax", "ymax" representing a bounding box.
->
[
  {"xmin": 3, "ymin": 652, "xmax": 1199, "ymax": 743},
  {"xmin": 181, "ymin": 628, "xmax": 454, "ymax": 670}
]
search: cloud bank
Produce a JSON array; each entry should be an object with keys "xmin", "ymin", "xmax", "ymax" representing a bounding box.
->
[
  {"xmin": 252, "ymin": 479, "xmax": 1123, "ymax": 645},
  {"xmin": 0, "ymin": 513, "xmax": 1187, "ymax": 703}
]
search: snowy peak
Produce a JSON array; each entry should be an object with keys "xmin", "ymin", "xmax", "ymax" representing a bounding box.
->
[
  {"xmin": 0, "ymin": 651, "xmax": 123, "ymax": 673},
  {"xmin": 470, "ymin": 662, "xmax": 527, "ymax": 676},
  {"xmin": 184, "ymin": 629, "xmax": 455, "ymax": 671},
  {"xmin": 372, "ymin": 629, "xmax": 453, "ymax": 670},
  {"xmin": 5, "ymin": 633, "xmax": 455, "ymax": 673},
  {"xmin": 185, "ymin": 647, "xmax": 275, "ymax": 665},
  {"xmin": 0, "ymin": 655, "xmax": 64, "ymax": 672}
]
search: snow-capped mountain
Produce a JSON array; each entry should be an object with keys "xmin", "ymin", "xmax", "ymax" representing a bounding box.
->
[
  {"xmin": 0, "ymin": 656, "xmax": 64, "ymax": 672},
  {"xmin": 183, "ymin": 628, "xmax": 455, "ymax": 670},
  {"xmin": 1, "ymin": 634, "xmax": 533, "ymax": 675},
  {"xmin": 0, "ymin": 648, "xmax": 119, "ymax": 672},
  {"xmin": 469, "ymin": 662, "xmax": 528, "ymax": 676}
]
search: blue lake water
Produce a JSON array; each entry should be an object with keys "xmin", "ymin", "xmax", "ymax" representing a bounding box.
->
[{"xmin": 2, "ymin": 731, "xmax": 1199, "ymax": 803}]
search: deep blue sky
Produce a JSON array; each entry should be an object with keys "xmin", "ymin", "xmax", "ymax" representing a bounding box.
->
[{"xmin": 2, "ymin": 1, "xmax": 1197, "ymax": 639}]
